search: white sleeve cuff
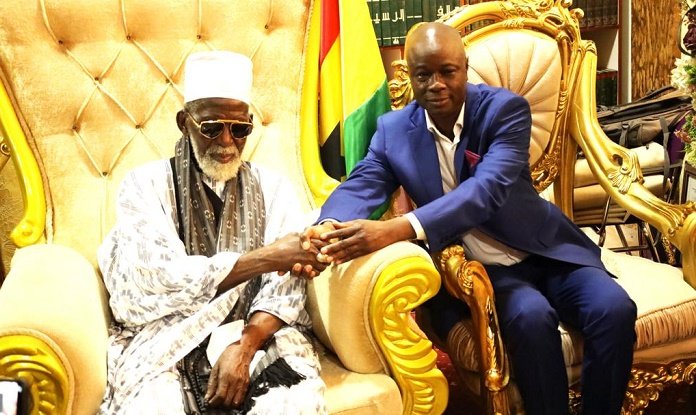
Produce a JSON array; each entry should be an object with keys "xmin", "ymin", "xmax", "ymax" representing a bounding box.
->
[{"xmin": 405, "ymin": 212, "xmax": 426, "ymax": 241}]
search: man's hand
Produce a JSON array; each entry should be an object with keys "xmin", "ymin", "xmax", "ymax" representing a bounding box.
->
[
  {"xmin": 300, "ymin": 222, "xmax": 338, "ymax": 254},
  {"xmin": 205, "ymin": 343, "xmax": 251, "ymax": 409},
  {"xmin": 317, "ymin": 217, "xmax": 415, "ymax": 264},
  {"xmin": 296, "ymin": 222, "xmax": 338, "ymax": 270},
  {"xmin": 267, "ymin": 233, "xmax": 328, "ymax": 279}
]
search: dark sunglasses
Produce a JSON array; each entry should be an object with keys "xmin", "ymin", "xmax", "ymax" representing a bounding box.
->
[{"xmin": 186, "ymin": 112, "xmax": 253, "ymax": 140}]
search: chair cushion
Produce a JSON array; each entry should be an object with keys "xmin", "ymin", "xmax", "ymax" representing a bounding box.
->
[
  {"xmin": 602, "ymin": 249, "xmax": 696, "ymax": 356},
  {"xmin": 573, "ymin": 143, "xmax": 667, "ymax": 225},
  {"xmin": 574, "ymin": 142, "xmax": 666, "ymax": 188},
  {"xmin": 447, "ymin": 249, "xmax": 696, "ymax": 372},
  {"xmin": 320, "ymin": 351, "xmax": 402, "ymax": 415},
  {"xmin": 573, "ymin": 174, "xmax": 665, "ymax": 212}
]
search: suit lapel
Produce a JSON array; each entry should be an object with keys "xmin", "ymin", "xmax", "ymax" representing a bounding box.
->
[
  {"xmin": 408, "ymin": 107, "xmax": 444, "ymax": 202},
  {"xmin": 456, "ymin": 84, "xmax": 480, "ymax": 182}
]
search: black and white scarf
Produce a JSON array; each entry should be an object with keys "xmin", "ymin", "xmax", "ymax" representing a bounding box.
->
[{"xmin": 171, "ymin": 134, "xmax": 304, "ymax": 413}]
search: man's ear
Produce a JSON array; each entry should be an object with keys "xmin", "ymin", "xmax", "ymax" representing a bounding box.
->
[{"xmin": 176, "ymin": 110, "xmax": 187, "ymax": 133}]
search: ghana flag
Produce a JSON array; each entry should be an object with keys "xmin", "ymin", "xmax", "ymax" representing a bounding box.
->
[{"xmin": 300, "ymin": 0, "xmax": 390, "ymax": 206}]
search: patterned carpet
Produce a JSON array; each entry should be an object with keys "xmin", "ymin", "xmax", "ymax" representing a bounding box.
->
[{"xmin": 436, "ymin": 348, "xmax": 695, "ymax": 415}]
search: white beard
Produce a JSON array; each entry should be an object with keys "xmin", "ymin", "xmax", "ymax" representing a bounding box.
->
[{"xmin": 190, "ymin": 138, "xmax": 242, "ymax": 182}]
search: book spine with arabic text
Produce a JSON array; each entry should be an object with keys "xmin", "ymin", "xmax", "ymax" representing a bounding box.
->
[
  {"xmin": 368, "ymin": 0, "xmax": 383, "ymax": 46},
  {"xmin": 379, "ymin": 0, "xmax": 393, "ymax": 47},
  {"xmin": 391, "ymin": 0, "xmax": 407, "ymax": 45}
]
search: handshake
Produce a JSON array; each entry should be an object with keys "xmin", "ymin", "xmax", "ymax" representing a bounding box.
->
[{"xmin": 283, "ymin": 216, "xmax": 415, "ymax": 279}]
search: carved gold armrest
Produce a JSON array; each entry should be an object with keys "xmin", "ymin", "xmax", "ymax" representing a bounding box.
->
[
  {"xmin": 369, "ymin": 254, "xmax": 449, "ymax": 415},
  {"xmin": 0, "ymin": 80, "xmax": 46, "ymax": 247},
  {"xmin": 0, "ymin": 244, "xmax": 110, "ymax": 415},
  {"xmin": 0, "ymin": 333, "xmax": 70, "ymax": 415},
  {"xmin": 437, "ymin": 245, "xmax": 510, "ymax": 414},
  {"xmin": 569, "ymin": 41, "xmax": 696, "ymax": 288},
  {"xmin": 308, "ymin": 242, "xmax": 449, "ymax": 415}
]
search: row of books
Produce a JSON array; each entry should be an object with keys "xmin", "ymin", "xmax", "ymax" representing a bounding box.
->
[
  {"xmin": 572, "ymin": 0, "xmax": 618, "ymax": 29},
  {"xmin": 368, "ymin": 0, "xmax": 466, "ymax": 47},
  {"xmin": 596, "ymin": 68, "xmax": 618, "ymax": 107}
]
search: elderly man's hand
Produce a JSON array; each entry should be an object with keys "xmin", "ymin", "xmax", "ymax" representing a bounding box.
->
[{"xmin": 205, "ymin": 342, "xmax": 251, "ymax": 409}]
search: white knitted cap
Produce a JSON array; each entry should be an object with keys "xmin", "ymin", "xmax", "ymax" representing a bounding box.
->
[{"xmin": 183, "ymin": 51, "xmax": 253, "ymax": 104}]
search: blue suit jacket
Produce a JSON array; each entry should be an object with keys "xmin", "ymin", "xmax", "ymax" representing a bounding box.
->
[{"xmin": 319, "ymin": 83, "xmax": 604, "ymax": 270}]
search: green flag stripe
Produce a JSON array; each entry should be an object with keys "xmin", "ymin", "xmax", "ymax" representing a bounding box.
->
[{"xmin": 342, "ymin": 80, "xmax": 391, "ymax": 175}]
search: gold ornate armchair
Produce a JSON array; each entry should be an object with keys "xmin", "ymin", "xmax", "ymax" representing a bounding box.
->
[
  {"xmin": 389, "ymin": 1, "xmax": 696, "ymax": 413},
  {"xmin": 0, "ymin": 1, "xmax": 448, "ymax": 414}
]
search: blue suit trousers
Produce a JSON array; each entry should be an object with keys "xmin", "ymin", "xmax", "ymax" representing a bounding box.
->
[{"xmin": 429, "ymin": 255, "xmax": 637, "ymax": 415}]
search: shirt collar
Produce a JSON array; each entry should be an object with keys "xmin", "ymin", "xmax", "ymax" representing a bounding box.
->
[{"xmin": 425, "ymin": 102, "xmax": 466, "ymax": 143}]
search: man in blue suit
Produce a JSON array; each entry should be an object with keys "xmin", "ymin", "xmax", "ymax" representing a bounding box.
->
[{"xmin": 303, "ymin": 22, "xmax": 636, "ymax": 414}]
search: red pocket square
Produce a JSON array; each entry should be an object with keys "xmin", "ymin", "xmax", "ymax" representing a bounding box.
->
[{"xmin": 465, "ymin": 150, "xmax": 481, "ymax": 168}]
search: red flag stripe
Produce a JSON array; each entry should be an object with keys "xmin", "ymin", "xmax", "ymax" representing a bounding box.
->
[{"xmin": 319, "ymin": 0, "xmax": 339, "ymax": 65}]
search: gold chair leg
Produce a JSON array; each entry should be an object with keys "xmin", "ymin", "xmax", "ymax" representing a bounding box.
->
[
  {"xmin": 486, "ymin": 388, "xmax": 511, "ymax": 415},
  {"xmin": 438, "ymin": 245, "xmax": 511, "ymax": 415}
]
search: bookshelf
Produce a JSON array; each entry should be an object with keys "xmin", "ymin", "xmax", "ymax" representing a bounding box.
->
[
  {"xmin": 371, "ymin": 0, "xmax": 629, "ymax": 105},
  {"xmin": 573, "ymin": 0, "xmax": 624, "ymax": 105}
]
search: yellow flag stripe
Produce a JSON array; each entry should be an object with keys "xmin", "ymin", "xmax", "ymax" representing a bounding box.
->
[
  {"xmin": 339, "ymin": 0, "xmax": 387, "ymax": 115},
  {"xmin": 300, "ymin": 0, "xmax": 339, "ymax": 207},
  {"xmin": 319, "ymin": 40, "xmax": 343, "ymax": 146}
]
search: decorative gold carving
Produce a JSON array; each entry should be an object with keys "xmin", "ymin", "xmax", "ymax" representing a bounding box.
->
[
  {"xmin": 388, "ymin": 60, "xmax": 413, "ymax": 111},
  {"xmin": 501, "ymin": 18, "xmax": 526, "ymax": 29},
  {"xmin": 568, "ymin": 388, "xmax": 582, "ymax": 415},
  {"xmin": 623, "ymin": 360, "xmax": 696, "ymax": 414},
  {"xmin": 369, "ymin": 256, "xmax": 449, "ymax": 415},
  {"xmin": 0, "ymin": 335, "xmax": 69, "ymax": 415},
  {"xmin": 659, "ymin": 234, "xmax": 677, "ymax": 266},
  {"xmin": 500, "ymin": 2, "xmax": 546, "ymax": 20},
  {"xmin": 532, "ymin": 145, "xmax": 561, "ymax": 191},
  {"xmin": 0, "ymin": 78, "xmax": 46, "ymax": 247},
  {"xmin": 0, "ymin": 139, "xmax": 9, "ymax": 172},
  {"xmin": 437, "ymin": 245, "xmax": 510, "ymax": 415},
  {"xmin": 557, "ymin": 89, "xmax": 569, "ymax": 115},
  {"xmin": 608, "ymin": 151, "xmax": 644, "ymax": 194}
]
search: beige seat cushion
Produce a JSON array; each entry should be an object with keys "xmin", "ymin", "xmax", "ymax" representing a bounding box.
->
[
  {"xmin": 573, "ymin": 143, "xmax": 667, "ymax": 225},
  {"xmin": 574, "ymin": 174, "xmax": 666, "ymax": 211},
  {"xmin": 320, "ymin": 352, "xmax": 402, "ymax": 414},
  {"xmin": 575, "ymin": 142, "xmax": 666, "ymax": 188}
]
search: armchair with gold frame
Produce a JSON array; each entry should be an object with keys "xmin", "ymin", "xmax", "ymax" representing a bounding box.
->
[
  {"xmin": 0, "ymin": 1, "xmax": 449, "ymax": 414},
  {"xmin": 389, "ymin": 1, "xmax": 696, "ymax": 413}
]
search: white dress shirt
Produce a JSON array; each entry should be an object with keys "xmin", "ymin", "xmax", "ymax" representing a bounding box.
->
[{"xmin": 404, "ymin": 104, "xmax": 528, "ymax": 266}]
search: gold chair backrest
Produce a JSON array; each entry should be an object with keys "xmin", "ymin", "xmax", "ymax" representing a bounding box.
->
[{"xmin": 0, "ymin": 0, "xmax": 318, "ymax": 267}]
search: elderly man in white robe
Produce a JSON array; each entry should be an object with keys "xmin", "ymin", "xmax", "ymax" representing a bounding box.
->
[{"xmin": 98, "ymin": 51, "xmax": 327, "ymax": 414}]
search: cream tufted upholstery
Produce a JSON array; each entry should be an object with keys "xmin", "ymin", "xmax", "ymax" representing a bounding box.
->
[
  {"xmin": 466, "ymin": 31, "xmax": 562, "ymax": 168},
  {"xmin": 0, "ymin": 1, "xmax": 448, "ymax": 414},
  {"xmin": 388, "ymin": 1, "xmax": 696, "ymax": 414},
  {"xmin": 0, "ymin": 0, "xmax": 316, "ymax": 262}
]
